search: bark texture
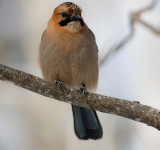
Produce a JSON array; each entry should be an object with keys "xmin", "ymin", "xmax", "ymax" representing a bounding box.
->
[{"xmin": 0, "ymin": 64, "xmax": 160, "ymax": 130}]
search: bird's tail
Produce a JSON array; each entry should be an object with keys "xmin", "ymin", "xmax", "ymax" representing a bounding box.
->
[{"xmin": 72, "ymin": 105, "xmax": 103, "ymax": 140}]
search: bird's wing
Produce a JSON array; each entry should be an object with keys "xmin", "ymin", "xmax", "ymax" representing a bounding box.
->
[
  {"xmin": 41, "ymin": 30, "xmax": 47, "ymax": 41},
  {"xmin": 88, "ymin": 29, "xmax": 99, "ymax": 53}
]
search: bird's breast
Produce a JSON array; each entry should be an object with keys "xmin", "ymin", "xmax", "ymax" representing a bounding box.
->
[{"xmin": 40, "ymin": 30, "xmax": 98, "ymax": 90}]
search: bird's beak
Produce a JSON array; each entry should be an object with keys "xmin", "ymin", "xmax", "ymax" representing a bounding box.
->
[{"xmin": 71, "ymin": 14, "xmax": 81, "ymax": 21}]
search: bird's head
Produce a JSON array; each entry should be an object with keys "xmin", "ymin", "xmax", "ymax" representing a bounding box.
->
[{"xmin": 49, "ymin": 2, "xmax": 87, "ymax": 33}]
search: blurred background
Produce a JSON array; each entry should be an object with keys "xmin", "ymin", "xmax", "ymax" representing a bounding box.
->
[{"xmin": 0, "ymin": 0, "xmax": 160, "ymax": 150}]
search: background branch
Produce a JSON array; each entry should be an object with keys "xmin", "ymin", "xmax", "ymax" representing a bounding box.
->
[
  {"xmin": 99, "ymin": 0, "xmax": 160, "ymax": 64},
  {"xmin": 0, "ymin": 63, "xmax": 160, "ymax": 131}
]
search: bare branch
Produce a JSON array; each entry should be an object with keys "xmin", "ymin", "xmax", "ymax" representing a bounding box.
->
[
  {"xmin": 138, "ymin": 18, "xmax": 160, "ymax": 35},
  {"xmin": 99, "ymin": 23, "xmax": 134, "ymax": 64},
  {"xmin": 99, "ymin": 0, "xmax": 160, "ymax": 64},
  {"xmin": 0, "ymin": 63, "xmax": 160, "ymax": 130}
]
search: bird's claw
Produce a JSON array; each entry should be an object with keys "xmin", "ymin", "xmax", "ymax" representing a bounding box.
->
[
  {"xmin": 80, "ymin": 83, "xmax": 88, "ymax": 97},
  {"xmin": 55, "ymin": 80, "xmax": 65, "ymax": 92}
]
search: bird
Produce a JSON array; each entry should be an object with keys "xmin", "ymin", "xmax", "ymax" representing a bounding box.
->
[{"xmin": 39, "ymin": 2, "xmax": 103, "ymax": 140}]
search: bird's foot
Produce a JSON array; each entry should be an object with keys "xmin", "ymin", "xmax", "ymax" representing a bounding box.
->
[
  {"xmin": 54, "ymin": 80, "xmax": 65, "ymax": 92},
  {"xmin": 80, "ymin": 83, "xmax": 88, "ymax": 97}
]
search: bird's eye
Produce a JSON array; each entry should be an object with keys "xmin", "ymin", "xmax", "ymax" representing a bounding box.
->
[{"xmin": 61, "ymin": 12, "xmax": 67, "ymax": 18}]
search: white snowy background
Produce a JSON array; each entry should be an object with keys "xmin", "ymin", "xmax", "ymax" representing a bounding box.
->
[{"xmin": 0, "ymin": 0, "xmax": 160, "ymax": 150}]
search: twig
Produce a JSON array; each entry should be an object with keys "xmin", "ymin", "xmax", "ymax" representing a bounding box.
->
[
  {"xmin": 99, "ymin": 0, "xmax": 160, "ymax": 64},
  {"xmin": 0, "ymin": 63, "xmax": 160, "ymax": 130},
  {"xmin": 138, "ymin": 18, "xmax": 160, "ymax": 35}
]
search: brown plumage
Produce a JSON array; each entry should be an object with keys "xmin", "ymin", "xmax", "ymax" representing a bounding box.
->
[{"xmin": 39, "ymin": 2, "xmax": 102, "ymax": 140}]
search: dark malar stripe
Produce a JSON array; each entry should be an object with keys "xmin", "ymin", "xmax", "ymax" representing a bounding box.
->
[
  {"xmin": 59, "ymin": 18, "xmax": 84, "ymax": 26},
  {"xmin": 59, "ymin": 18, "xmax": 71, "ymax": 26}
]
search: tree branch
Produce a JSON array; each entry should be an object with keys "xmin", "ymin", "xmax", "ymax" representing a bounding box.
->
[
  {"xmin": 0, "ymin": 63, "xmax": 160, "ymax": 130},
  {"xmin": 99, "ymin": 0, "xmax": 160, "ymax": 64}
]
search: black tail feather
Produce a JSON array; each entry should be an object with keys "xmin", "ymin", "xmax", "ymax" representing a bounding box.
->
[{"xmin": 72, "ymin": 105, "xmax": 103, "ymax": 140}]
